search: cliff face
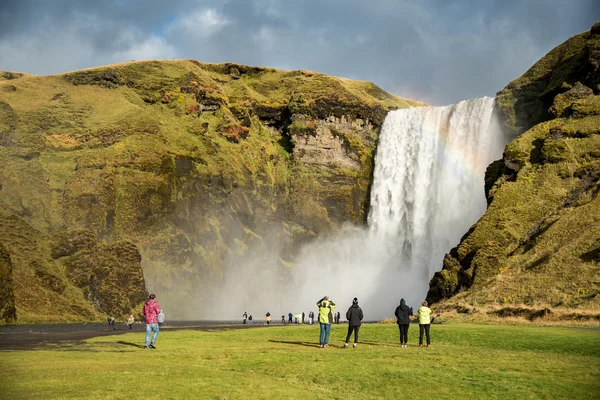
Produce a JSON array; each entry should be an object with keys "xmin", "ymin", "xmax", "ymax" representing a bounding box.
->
[
  {"xmin": 0, "ymin": 60, "xmax": 421, "ymax": 322},
  {"xmin": 427, "ymin": 23, "xmax": 600, "ymax": 320}
]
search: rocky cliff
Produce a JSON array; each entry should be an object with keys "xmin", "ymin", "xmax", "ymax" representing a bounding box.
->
[
  {"xmin": 0, "ymin": 60, "xmax": 421, "ymax": 322},
  {"xmin": 427, "ymin": 22, "xmax": 600, "ymax": 322}
]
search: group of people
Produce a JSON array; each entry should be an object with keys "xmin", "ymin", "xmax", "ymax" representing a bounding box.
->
[
  {"xmin": 395, "ymin": 299, "xmax": 433, "ymax": 347},
  {"xmin": 137, "ymin": 293, "xmax": 433, "ymax": 351},
  {"xmin": 241, "ymin": 310, "xmax": 347, "ymax": 326},
  {"xmin": 242, "ymin": 312, "xmax": 253, "ymax": 324},
  {"xmin": 316, "ymin": 296, "xmax": 433, "ymax": 348}
]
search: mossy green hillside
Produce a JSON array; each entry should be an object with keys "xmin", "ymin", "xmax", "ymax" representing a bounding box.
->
[
  {"xmin": 428, "ymin": 23, "xmax": 600, "ymax": 318},
  {"xmin": 0, "ymin": 60, "xmax": 421, "ymax": 322},
  {"xmin": 496, "ymin": 22, "xmax": 600, "ymax": 135}
]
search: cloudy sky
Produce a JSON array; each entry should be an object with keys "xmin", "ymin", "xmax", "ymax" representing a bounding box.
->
[{"xmin": 0, "ymin": 0, "xmax": 598, "ymax": 105}]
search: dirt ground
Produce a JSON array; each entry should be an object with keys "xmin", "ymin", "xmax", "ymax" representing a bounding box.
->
[{"xmin": 0, "ymin": 321, "xmax": 261, "ymax": 350}]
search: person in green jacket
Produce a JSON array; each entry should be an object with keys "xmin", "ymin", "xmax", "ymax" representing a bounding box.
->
[
  {"xmin": 317, "ymin": 296, "xmax": 336, "ymax": 348},
  {"xmin": 418, "ymin": 300, "xmax": 432, "ymax": 347}
]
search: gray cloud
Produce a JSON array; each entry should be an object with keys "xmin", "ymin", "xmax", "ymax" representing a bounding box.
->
[{"xmin": 0, "ymin": 0, "xmax": 598, "ymax": 104}]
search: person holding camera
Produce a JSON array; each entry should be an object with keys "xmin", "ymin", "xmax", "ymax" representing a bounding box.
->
[{"xmin": 316, "ymin": 295, "xmax": 336, "ymax": 348}]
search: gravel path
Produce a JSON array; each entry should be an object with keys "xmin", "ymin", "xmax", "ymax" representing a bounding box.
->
[{"xmin": 0, "ymin": 321, "xmax": 264, "ymax": 350}]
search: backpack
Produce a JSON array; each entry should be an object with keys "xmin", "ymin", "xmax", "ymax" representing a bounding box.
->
[{"xmin": 158, "ymin": 311, "xmax": 165, "ymax": 324}]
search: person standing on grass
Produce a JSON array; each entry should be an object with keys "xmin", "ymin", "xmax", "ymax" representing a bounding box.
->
[
  {"xmin": 243, "ymin": 312, "xmax": 248, "ymax": 324},
  {"xmin": 288, "ymin": 312, "xmax": 293, "ymax": 324},
  {"xmin": 395, "ymin": 298, "xmax": 413, "ymax": 348},
  {"xmin": 309, "ymin": 311, "xmax": 314, "ymax": 325},
  {"xmin": 266, "ymin": 312, "xmax": 271, "ymax": 325},
  {"xmin": 127, "ymin": 314, "xmax": 135, "ymax": 330},
  {"xmin": 143, "ymin": 294, "xmax": 161, "ymax": 349},
  {"xmin": 344, "ymin": 297, "xmax": 363, "ymax": 348},
  {"xmin": 107, "ymin": 316, "xmax": 116, "ymax": 330},
  {"xmin": 302, "ymin": 312, "xmax": 305, "ymax": 324},
  {"xmin": 281, "ymin": 314, "xmax": 285, "ymax": 324},
  {"xmin": 317, "ymin": 295, "xmax": 336, "ymax": 348},
  {"xmin": 418, "ymin": 300, "xmax": 432, "ymax": 347},
  {"xmin": 248, "ymin": 315, "xmax": 253, "ymax": 324}
]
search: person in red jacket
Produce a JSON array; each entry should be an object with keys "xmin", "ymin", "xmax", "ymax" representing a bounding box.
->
[{"xmin": 143, "ymin": 294, "xmax": 161, "ymax": 349}]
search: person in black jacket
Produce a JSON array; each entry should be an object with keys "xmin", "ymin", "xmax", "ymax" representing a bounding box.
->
[
  {"xmin": 395, "ymin": 298, "xmax": 413, "ymax": 347},
  {"xmin": 344, "ymin": 297, "xmax": 363, "ymax": 348}
]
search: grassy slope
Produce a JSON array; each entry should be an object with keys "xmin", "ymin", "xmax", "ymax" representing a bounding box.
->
[
  {"xmin": 0, "ymin": 324, "xmax": 598, "ymax": 399},
  {"xmin": 0, "ymin": 60, "xmax": 421, "ymax": 323},
  {"xmin": 427, "ymin": 23, "xmax": 600, "ymax": 318}
]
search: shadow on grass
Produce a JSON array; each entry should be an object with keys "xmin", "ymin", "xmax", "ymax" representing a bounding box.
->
[
  {"xmin": 269, "ymin": 339, "xmax": 382, "ymax": 348},
  {"xmin": 117, "ymin": 341, "xmax": 145, "ymax": 349},
  {"xmin": 269, "ymin": 340, "xmax": 322, "ymax": 348}
]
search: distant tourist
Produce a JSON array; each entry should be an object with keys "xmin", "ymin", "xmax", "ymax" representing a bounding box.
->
[
  {"xmin": 317, "ymin": 295, "xmax": 336, "ymax": 348},
  {"xmin": 248, "ymin": 315, "xmax": 253, "ymax": 324},
  {"xmin": 266, "ymin": 312, "xmax": 271, "ymax": 325},
  {"xmin": 395, "ymin": 298, "xmax": 413, "ymax": 348},
  {"xmin": 281, "ymin": 314, "xmax": 285, "ymax": 324},
  {"xmin": 294, "ymin": 313, "xmax": 299, "ymax": 324},
  {"xmin": 243, "ymin": 312, "xmax": 248, "ymax": 324},
  {"xmin": 127, "ymin": 315, "xmax": 135, "ymax": 330},
  {"xmin": 302, "ymin": 312, "xmax": 305, "ymax": 324},
  {"xmin": 418, "ymin": 300, "xmax": 432, "ymax": 347},
  {"xmin": 107, "ymin": 316, "xmax": 116, "ymax": 330},
  {"xmin": 344, "ymin": 297, "xmax": 363, "ymax": 348},
  {"xmin": 336, "ymin": 311, "xmax": 341, "ymax": 324},
  {"xmin": 309, "ymin": 311, "xmax": 314, "ymax": 325},
  {"xmin": 288, "ymin": 312, "xmax": 293, "ymax": 324},
  {"xmin": 143, "ymin": 294, "xmax": 161, "ymax": 349}
]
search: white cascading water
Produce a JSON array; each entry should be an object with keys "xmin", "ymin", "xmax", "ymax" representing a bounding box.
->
[
  {"xmin": 369, "ymin": 97, "xmax": 506, "ymax": 277},
  {"xmin": 190, "ymin": 97, "xmax": 509, "ymax": 320}
]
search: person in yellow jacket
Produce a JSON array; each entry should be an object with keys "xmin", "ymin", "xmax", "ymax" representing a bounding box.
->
[
  {"xmin": 418, "ymin": 300, "xmax": 432, "ymax": 347},
  {"xmin": 316, "ymin": 295, "xmax": 336, "ymax": 348}
]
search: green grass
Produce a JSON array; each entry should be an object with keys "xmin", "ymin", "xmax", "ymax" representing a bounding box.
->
[{"xmin": 1, "ymin": 323, "xmax": 599, "ymax": 399}]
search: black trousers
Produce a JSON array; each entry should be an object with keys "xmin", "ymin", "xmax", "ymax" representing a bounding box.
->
[
  {"xmin": 398, "ymin": 324, "xmax": 409, "ymax": 344},
  {"xmin": 345, "ymin": 325, "xmax": 360, "ymax": 343},
  {"xmin": 419, "ymin": 324, "xmax": 431, "ymax": 345}
]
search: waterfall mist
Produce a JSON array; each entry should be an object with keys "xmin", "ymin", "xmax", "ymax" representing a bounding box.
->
[{"xmin": 185, "ymin": 97, "xmax": 510, "ymax": 320}]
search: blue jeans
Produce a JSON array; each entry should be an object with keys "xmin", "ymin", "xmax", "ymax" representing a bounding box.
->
[
  {"xmin": 319, "ymin": 323, "xmax": 331, "ymax": 345},
  {"xmin": 145, "ymin": 323, "xmax": 159, "ymax": 345}
]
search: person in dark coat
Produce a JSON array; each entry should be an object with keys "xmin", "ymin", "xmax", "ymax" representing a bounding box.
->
[
  {"xmin": 394, "ymin": 298, "xmax": 413, "ymax": 348},
  {"xmin": 344, "ymin": 297, "xmax": 363, "ymax": 348}
]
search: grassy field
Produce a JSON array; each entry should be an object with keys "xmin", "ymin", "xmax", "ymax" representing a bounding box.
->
[{"xmin": 1, "ymin": 323, "xmax": 599, "ymax": 399}]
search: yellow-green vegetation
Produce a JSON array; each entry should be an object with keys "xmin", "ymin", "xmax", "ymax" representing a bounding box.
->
[
  {"xmin": 428, "ymin": 23, "xmax": 600, "ymax": 321},
  {"xmin": 1, "ymin": 324, "xmax": 598, "ymax": 399},
  {"xmin": 0, "ymin": 59, "xmax": 421, "ymax": 322}
]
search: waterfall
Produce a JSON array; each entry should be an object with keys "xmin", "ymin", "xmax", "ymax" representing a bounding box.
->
[
  {"xmin": 196, "ymin": 97, "xmax": 509, "ymax": 319},
  {"xmin": 368, "ymin": 96, "xmax": 507, "ymax": 289},
  {"xmin": 281, "ymin": 97, "xmax": 509, "ymax": 317}
]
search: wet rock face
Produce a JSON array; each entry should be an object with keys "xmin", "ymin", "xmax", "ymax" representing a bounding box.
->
[
  {"xmin": 56, "ymin": 232, "xmax": 148, "ymax": 316},
  {"xmin": 0, "ymin": 243, "xmax": 17, "ymax": 322}
]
